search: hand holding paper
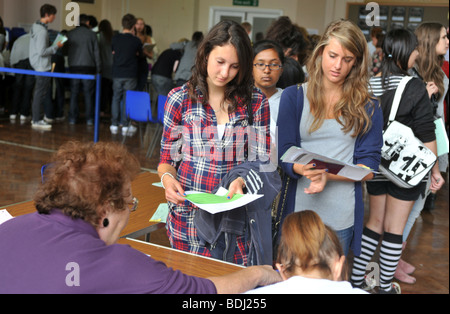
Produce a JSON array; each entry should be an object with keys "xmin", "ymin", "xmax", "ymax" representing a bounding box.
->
[
  {"xmin": 184, "ymin": 187, "xmax": 263, "ymax": 214},
  {"xmin": 281, "ymin": 147, "xmax": 374, "ymax": 181},
  {"xmin": 52, "ymin": 33, "xmax": 68, "ymax": 48}
]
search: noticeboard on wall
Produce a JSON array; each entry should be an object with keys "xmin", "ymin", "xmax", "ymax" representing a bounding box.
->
[{"xmin": 347, "ymin": 2, "xmax": 448, "ymax": 40}]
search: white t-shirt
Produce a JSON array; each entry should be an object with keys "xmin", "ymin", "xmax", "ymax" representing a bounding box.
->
[
  {"xmin": 245, "ymin": 275, "xmax": 368, "ymax": 294},
  {"xmin": 269, "ymin": 88, "xmax": 283, "ymax": 167}
]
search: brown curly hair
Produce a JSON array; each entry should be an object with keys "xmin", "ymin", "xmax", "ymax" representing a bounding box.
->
[
  {"xmin": 188, "ymin": 20, "xmax": 254, "ymax": 113},
  {"xmin": 34, "ymin": 141, "xmax": 141, "ymax": 227}
]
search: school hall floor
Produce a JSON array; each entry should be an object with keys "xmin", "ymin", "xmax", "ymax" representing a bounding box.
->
[{"xmin": 0, "ymin": 114, "xmax": 448, "ymax": 294}]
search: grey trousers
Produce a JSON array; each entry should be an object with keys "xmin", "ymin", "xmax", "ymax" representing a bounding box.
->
[{"xmin": 31, "ymin": 75, "xmax": 51, "ymax": 123}]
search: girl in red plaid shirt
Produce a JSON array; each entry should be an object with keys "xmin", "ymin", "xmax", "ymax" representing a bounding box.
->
[{"xmin": 158, "ymin": 21, "xmax": 271, "ymax": 265}]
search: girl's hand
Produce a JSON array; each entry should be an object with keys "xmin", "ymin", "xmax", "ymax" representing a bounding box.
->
[
  {"xmin": 304, "ymin": 171, "xmax": 328, "ymax": 194},
  {"xmin": 297, "ymin": 163, "xmax": 329, "ymax": 194},
  {"xmin": 430, "ymin": 171, "xmax": 445, "ymax": 193},
  {"xmin": 163, "ymin": 175, "xmax": 186, "ymax": 205},
  {"xmin": 426, "ymin": 81, "xmax": 439, "ymax": 98},
  {"xmin": 226, "ymin": 177, "xmax": 245, "ymax": 199}
]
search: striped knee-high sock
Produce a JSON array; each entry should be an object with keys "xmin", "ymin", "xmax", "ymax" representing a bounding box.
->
[
  {"xmin": 379, "ymin": 232, "xmax": 403, "ymax": 291},
  {"xmin": 351, "ymin": 227, "xmax": 381, "ymax": 286}
]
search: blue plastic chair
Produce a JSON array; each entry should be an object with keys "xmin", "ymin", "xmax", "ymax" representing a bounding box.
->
[
  {"xmin": 146, "ymin": 94, "xmax": 167, "ymax": 158},
  {"xmin": 41, "ymin": 164, "xmax": 48, "ymax": 183},
  {"xmin": 123, "ymin": 90, "xmax": 156, "ymax": 145}
]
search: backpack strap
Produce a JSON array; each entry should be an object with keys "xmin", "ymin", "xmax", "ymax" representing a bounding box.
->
[{"xmin": 389, "ymin": 76, "xmax": 413, "ymax": 122}]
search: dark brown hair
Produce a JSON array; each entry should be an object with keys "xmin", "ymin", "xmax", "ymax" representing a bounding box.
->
[
  {"xmin": 188, "ymin": 20, "xmax": 254, "ymax": 113},
  {"xmin": 34, "ymin": 141, "xmax": 140, "ymax": 227}
]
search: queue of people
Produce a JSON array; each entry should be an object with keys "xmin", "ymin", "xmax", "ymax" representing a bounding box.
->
[
  {"xmin": 1, "ymin": 6, "xmax": 161, "ymax": 135},
  {"xmin": 0, "ymin": 10, "xmax": 448, "ymax": 294}
]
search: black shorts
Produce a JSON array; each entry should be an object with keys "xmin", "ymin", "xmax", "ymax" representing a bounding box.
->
[{"xmin": 366, "ymin": 180, "xmax": 426, "ymax": 201}]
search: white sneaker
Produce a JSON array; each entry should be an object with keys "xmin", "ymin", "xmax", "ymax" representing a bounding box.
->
[
  {"xmin": 10, "ymin": 114, "xmax": 17, "ymax": 120},
  {"xmin": 20, "ymin": 115, "xmax": 32, "ymax": 122},
  {"xmin": 44, "ymin": 116, "xmax": 54, "ymax": 124},
  {"xmin": 32, "ymin": 120, "xmax": 52, "ymax": 130},
  {"xmin": 122, "ymin": 125, "xmax": 137, "ymax": 136},
  {"xmin": 110, "ymin": 125, "xmax": 119, "ymax": 134}
]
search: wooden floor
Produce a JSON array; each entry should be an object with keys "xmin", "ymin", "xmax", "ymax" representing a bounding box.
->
[{"xmin": 0, "ymin": 111, "xmax": 448, "ymax": 294}]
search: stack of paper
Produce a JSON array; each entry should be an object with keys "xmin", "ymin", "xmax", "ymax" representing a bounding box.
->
[
  {"xmin": 149, "ymin": 203, "xmax": 169, "ymax": 223},
  {"xmin": 281, "ymin": 147, "xmax": 374, "ymax": 181},
  {"xmin": 51, "ymin": 33, "xmax": 68, "ymax": 48},
  {"xmin": 0, "ymin": 209, "xmax": 14, "ymax": 225},
  {"xmin": 185, "ymin": 187, "xmax": 263, "ymax": 214}
]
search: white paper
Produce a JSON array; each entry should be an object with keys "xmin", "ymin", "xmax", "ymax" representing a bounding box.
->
[
  {"xmin": 0, "ymin": 209, "xmax": 14, "ymax": 225},
  {"xmin": 51, "ymin": 34, "xmax": 68, "ymax": 48},
  {"xmin": 281, "ymin": 147, "xmax": 375, "ymax": 181},
  {"xmin": 185, "ymin": 187, "xmax": 263, "ymax": 214}
]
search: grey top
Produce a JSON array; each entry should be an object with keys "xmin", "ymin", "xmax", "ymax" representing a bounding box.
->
[
  {"xmin": 294, "ymin": 84, "xmax": 356, "ymax": 231},
  {"xmin": 171, "ymin": 40, "xmax": 198, "ymax": 81},
  {"xmin": 29, "ymin": 21, "xmax": 58, "ymax": 72}
]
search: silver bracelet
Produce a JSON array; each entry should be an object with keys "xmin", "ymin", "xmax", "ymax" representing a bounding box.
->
[{"xmin": 160, "ymin": 172, "xmax": 175, "ymax": 189}]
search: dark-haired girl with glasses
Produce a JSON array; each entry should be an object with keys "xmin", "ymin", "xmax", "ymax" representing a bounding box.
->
[{"xmin": 253, "ymin": 40, "xmax": 284, "ymax": 166}]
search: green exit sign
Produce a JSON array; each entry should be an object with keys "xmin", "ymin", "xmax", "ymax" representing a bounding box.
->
[{"xmin": 233, "ymin": 0, "xmax": 259, "ymax": 7}]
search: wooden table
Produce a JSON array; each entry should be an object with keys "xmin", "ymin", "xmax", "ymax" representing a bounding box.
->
[
  {"xmin": 3, "ymin": 171, "xmax": 166, "ymax": 239},
  {"xmin": 118, "ymin": 238, "xmax": 245, "ymax": 278}
]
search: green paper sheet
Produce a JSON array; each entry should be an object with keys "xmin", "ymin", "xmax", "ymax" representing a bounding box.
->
[
  {"xmin": 184, "ymin": 192, "xmax": 243, "ymax": 204},
  {"xmin": 149, "ymin": 203, "xmax": 169, "ymax": 223}
]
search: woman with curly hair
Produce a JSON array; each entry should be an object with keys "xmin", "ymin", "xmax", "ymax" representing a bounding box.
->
[
  {"xmin": 0, "ymin": 141, "xmax": 280, "ymax": 293},
  {"xmin": 276, "ymin": 19, "xmax": 383, "ymax": 257}
]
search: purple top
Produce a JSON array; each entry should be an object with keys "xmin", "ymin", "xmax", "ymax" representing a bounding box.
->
[{"xmin": 0, "ymin": 210, "xmax": 216, "ymax": 294}]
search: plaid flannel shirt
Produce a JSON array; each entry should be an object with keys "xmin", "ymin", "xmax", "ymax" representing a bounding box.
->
[{"xmin": 159, "ymin": 84, "xmax": 270, "ymax": 263}]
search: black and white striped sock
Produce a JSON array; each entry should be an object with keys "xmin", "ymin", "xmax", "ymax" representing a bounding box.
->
[
  {"xmin": 379, "ymin": 232, "xmax": 403, "ymax": 291},
  {"xmin": 351, "ymin": 227, "xmax": 381, "ymax": 286}
]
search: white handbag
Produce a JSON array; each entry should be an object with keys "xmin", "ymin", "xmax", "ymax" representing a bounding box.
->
[{"xmin": 379, "ymin": 76, "xmax": 437, "ymax": 188}]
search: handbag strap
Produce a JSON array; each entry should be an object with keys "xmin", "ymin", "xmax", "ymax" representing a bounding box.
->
[{"xmin": 388, "ymin": 76, "xmax": 414, "ymax": 122}]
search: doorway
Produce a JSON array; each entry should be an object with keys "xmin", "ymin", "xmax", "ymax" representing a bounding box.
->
[{"xmin": 209, "ymin": 7, "xmax": 283, "ymax": 42}]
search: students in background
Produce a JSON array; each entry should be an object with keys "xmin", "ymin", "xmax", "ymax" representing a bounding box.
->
[
  {"xmin": 97, "ymin": 19, "xmax": 114, "ymax": 116},
  {"xmin": 151, "ymin": 47, "xmax": 182, "ymax": 97},
  {"xmin": 29, "ymin": 4, "xmax": 64, "ymax": 130},
  {"xmin": 351, "ymin": 28, "xmax": 444, "ymax": 294},
  {"xmin": 265, "ymin": 16, "xmax": 306, "ymax": 87},
  {"xmin": 412, "ymin": 22, "xmax": 449, "ymax": 209},
  {"xmin": 9, "ymin": 33, "xmax": 34, "ymax": 122},
  {"xmin": 171, "ymin": 31, "xmax": 204, "ymax": 87},
  {"xmin": 394, "ymin": 22, "xmax": 449, "ymax": 285},
  {"xmin": 246, "ymin": 211, "xmax": 367, "ymax": 294},
  {"xmin": 276, "ymin": 19, "xmax": 383, "ymax": 257},
  {"xmin": 252, "ymin": 39, "xmax": 284, "ymax": 166},
  {"xmin": 66, "ymin": 14, "xmax": 101, "ymax": 125},
  {"xmin": 158, "ymin": 20, "xmax": 271, "ymax": 265},
  {"xmin": 367, "ymin": 27, "xmax": 383, "ymax": 56},
  {"xmin": 134, "ymin": 18, "xmax": 153, "ymax": 91},
  {"xmin": 110, "ymin": 14, "xmax": 142, "ymax": 136}
]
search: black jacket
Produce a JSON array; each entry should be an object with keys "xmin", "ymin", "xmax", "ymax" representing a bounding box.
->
[{"xmin": 194, "ymin": 161, "xmax": 281, "ymax": 266}]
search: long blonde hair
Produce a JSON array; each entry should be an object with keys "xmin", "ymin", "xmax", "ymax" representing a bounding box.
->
[
  {"xmin": 306, "ymin": 19, "xmax": 375, "ymax": 137},
  {"xmin": 415, "ymin": 22, "xmax": 445, "ymax": 98}
]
